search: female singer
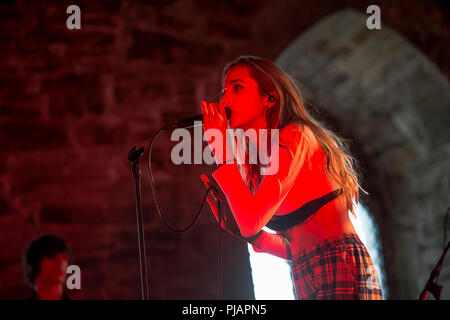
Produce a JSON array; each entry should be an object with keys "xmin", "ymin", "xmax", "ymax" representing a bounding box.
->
[{"xmin": 200, "ymin": 56, "xmax": 382, "ymax": 300}]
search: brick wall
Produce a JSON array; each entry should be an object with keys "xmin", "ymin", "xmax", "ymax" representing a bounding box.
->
[{"xmin": 0, "ymin": 0, "xmax": 448, "ymax": 299}]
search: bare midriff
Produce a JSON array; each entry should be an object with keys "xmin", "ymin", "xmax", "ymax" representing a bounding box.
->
[{"xmin": 281, "ymin": 195, "xmax": 357, "ymax": 255}]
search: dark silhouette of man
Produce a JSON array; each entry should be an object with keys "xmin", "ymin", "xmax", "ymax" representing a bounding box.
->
[{"xmin": 23, "ymin": 235, "xmax": 72, "ymax": 300}]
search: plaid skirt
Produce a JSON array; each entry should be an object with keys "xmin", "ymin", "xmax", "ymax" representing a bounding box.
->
[{"xmin": 291, "ymin": 233, "xmax": 383, "ymax": 300}]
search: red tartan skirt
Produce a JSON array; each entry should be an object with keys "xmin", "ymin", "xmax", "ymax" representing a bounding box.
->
[{"xmin": 291, "ymin": 233, "xmax": 383, "ymax": 300}]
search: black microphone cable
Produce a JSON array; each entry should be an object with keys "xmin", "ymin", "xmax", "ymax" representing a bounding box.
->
[
  {"xmin": 147, "ymin": 125, "xmax": 210, "ymax": 232},
  {"xmin": 145, "ymin": 105, "xmax": 227, "ymax": 299}
]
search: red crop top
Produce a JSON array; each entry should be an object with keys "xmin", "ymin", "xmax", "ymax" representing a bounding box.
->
[{"xmin": 211, "ymin": 123, "xmax": 341, "ymax": 238}]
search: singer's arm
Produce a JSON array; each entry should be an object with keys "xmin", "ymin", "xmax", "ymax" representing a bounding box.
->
[
  {"xmin": 212, "ymin": 124, "xmax": 309, "ymax": 238},
  {"xmin": 200, "ymin": 174, "xmax": 292, "ymax": 260}
]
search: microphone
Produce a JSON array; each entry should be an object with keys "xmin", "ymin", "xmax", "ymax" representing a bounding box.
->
[{"xmin": 163, "ymin": 107, "xmax": 232, "ymax": 130}]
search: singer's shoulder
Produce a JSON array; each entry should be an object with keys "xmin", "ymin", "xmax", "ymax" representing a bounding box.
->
[
  {"xmin": 279, "ymin": 122, "xmax": 304, "ymax": 145},
  {"xmin": 278, "ymin": 122, "xmax": 317, "ymax": 157}
]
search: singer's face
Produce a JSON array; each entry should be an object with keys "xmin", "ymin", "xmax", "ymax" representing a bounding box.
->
[{"xmin": 221, "ymin": 66, "xmax": 268, "ymax": 130}]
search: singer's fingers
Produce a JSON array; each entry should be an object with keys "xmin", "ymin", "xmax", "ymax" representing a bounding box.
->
[
  {"xmin": 202, "ymin": 175, "xmax": 222, "ymax": 205},
  {"xmin": 201, "ymin": 100, "xmax": 208, "ymax": 117},
  {"xmin": 208, "ymin": 102, "xmax": 215, "ymax": 117},
  {"xmin": 200, "ymin": 175, "xmax": 212, "ymax": 192},
  {"xmin": 202, "ymin": 183, "xmax": 220, "ymax": 219},
  {"xmin": 205, "ymin": 102, "xmax": 211, "ymax": 117},
  {"xmin": 206, "ymin": 192, "xmax": 217, "ymax": 207},
  {"xmin": 213, "ymin": 102, "xmax": 224, "ymax": 122},
  {"xmin": 200, "ymin": 174, "xmax": 211, "ymax": 186},
  {"xmin": 209, "ymin": 188, "xmax": 219, "ymax": 203},
  {"xmin": 218, "ymin": 102, "xmax": 227, "ymax": 120},
  {"xmin": 205, "ymin": 195, "xmax": 219, "ymax": 218}
]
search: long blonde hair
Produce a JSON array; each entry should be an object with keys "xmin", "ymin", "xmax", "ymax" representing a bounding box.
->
[{"xmin": 221, "ymin": 55, "xmax": 363, "ymax": 216}]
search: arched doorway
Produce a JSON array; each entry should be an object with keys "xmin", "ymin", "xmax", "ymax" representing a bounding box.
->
[{"xmin": 255, "ymin": 9, "xmax": 450, "ymax": 299}]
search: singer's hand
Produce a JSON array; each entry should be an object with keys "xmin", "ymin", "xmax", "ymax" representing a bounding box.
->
[
  {"xmin": 200, "ymin": 174, "xmax": 222, "ymax": 224},
  {"xmin": 201, "ymin": 100, "xmax": 233, "ymax": 165}
]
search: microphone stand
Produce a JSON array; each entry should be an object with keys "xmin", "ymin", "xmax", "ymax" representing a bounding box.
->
[
  {"xmin": 128, "ymin": 146, "xmax": 149, "ymax": 300},
  {"xmin": 418, "ymin": 240, "xmax": 450, "ymax": 300}
]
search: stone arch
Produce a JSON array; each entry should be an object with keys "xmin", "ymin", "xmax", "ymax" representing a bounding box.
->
[{"xmin": 276, "ymin": 9, "xmax": 450, "ymax": 299}]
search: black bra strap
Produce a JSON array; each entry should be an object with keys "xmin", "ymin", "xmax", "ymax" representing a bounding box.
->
[{"xmin": 266, "ymin": 188, "xmax": 343, "ymax": 231}]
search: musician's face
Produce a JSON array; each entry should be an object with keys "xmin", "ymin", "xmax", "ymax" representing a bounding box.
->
[
  {"xmin": 37, "ymin": 252, "xmax": 69, "ymax": 285},
  {"xmin": 221, "ymin": 66, "xmax": 269, "ymax": 130}
]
